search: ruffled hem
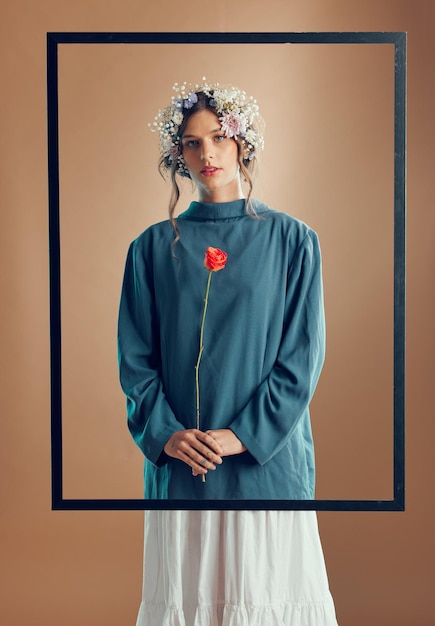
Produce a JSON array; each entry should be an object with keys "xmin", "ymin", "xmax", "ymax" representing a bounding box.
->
[{"xmin": 136, "ymin": 594, "xmax": 338, "ymax": 626}]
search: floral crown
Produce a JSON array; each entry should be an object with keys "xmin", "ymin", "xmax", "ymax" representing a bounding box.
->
[{"xmin": 148, "ymin": 78, "xmax": 265, "ymax": 177}]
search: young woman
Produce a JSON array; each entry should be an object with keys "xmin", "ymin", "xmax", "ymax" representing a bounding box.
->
[{"xmin": 118, "ymin": 80, "xmax": 339, "ymax": 625}]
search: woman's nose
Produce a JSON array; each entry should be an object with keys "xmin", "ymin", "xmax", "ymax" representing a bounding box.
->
[{"xmin": 200, "ymin": 142, "xmax": 213, "ymax": 161}]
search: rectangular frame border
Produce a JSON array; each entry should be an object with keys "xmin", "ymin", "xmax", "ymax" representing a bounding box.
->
[{"xmin": 47, "ymin": 31, "xmax": 406, "ymax": 511}]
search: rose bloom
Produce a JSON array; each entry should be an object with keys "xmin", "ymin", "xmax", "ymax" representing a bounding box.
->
[{"xmin": 204, "ymin": 247, "xmax": 228, "ymax": 272}]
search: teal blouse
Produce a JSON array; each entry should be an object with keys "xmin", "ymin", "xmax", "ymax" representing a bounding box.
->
[{"xmin": 118, "ymin": 199, "xmax": 325, "ymax": 500}]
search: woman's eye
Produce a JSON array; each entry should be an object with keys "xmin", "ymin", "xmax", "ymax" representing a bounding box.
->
[
  {"xmin": 183, "ymin": 140, "xmax": 199, "ymax": 148},
  {"xmin": 214, "ymin": 135, "xmax": 226, "ymax": 142}
]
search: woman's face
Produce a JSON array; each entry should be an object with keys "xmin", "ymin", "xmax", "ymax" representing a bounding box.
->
[{"xmin": 181, "ymin": 108, "xmax": 243, "ymax": 203}]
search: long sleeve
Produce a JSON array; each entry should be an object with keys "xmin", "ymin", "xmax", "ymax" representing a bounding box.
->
[
  {"xmin": 228, "ymin": 230, "xmax": 325, "ymax": 465},
  {"xmin": 117, "ymin": 239, "xmax": 185, "ymax": 466}
]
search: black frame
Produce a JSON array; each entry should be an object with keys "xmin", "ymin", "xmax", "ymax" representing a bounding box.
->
[{"xmin": 47, "ymin": 31, "xmax": 406, "ymax": 511}]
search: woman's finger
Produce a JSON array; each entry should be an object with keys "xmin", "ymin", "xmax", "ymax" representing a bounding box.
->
[
  {"xmin": 164, "ymin": 429, "xmax": 222, "ymax": 472},
  {"xmin": 179, "ymin": 450, "xmax": 209, "ymax": 474},
  {"xmin": 195, "ymin": 430, "xmax": 224, "ymax": 456},
  {"xmin": 178, "ymin": 430, "xmax": 223, "ymax": 464}
]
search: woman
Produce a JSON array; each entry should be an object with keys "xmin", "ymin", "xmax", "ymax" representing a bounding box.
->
[{"xmin": 118, "ymin": 80, "xmax": 338, "ymax": 625}]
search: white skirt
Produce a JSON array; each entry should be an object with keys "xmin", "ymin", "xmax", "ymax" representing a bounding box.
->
[{"xmin": 136, "ymin": 510, "xmax": 338, "ymax": 626}]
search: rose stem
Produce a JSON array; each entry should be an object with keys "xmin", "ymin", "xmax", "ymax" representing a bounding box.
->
[{"xmin": 195, "ymin": 270, "xmax": 213, "ymax": 483}]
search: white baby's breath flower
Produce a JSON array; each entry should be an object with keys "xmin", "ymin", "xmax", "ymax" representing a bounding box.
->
[{"xmin": 245, "ymin": 129, "xmax": 257, "ymax": 144}]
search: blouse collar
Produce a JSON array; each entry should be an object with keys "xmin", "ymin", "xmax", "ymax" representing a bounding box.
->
[{"xmin": 178, "ymin": 198, "xmax": 263, "ymax": 221}]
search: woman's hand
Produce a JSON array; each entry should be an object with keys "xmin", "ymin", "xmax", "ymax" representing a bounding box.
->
[
  {"xmin": 205, "ymin": 429, "xmax": 247, "ymax": 457},
  {"xmin": 164, "ymin": 429, "xmax": 223, "ymax": 476}
]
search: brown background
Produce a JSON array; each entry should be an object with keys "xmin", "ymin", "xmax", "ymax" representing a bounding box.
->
[
  {"xmin": 1, "ymin": 1, "xmax": 434, "ymax": 625},
  {"xmin": 58, "ymin": 40, "xmax": 394, "ymax": 502}
]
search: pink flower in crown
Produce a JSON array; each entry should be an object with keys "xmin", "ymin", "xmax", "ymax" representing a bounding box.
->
[
  {"xmin": 165, "ymin": 143, "xmax": 181, "ymax": 162},
  {"xmin": 220, "ymin": 111, "xmax": 247, "ymax": 139}
]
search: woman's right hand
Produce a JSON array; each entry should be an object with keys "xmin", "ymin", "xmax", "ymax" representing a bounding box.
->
[{"xmin": 164, "ymin": 429, "xmax": 224, "ymax": 475}]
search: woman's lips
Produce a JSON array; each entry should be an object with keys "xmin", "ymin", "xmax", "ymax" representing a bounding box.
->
[{"xmin": 201, "ymin": 166, "xmax": 220, "ymax": 176}]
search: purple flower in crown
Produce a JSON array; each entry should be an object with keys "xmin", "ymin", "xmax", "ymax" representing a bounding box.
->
[
  {"xmin": 220, "ymin": 111, "xmax": 247, "ymax": 139},
  {"xmin": 174, "ymin": 98, "xmax": 184, "ymax": 111},
  {"xmin": 183, "ymin": 92, "xmax": 198, "ymax": 109}
]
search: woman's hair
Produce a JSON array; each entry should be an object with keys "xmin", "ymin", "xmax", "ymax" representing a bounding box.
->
[{"xmin": 149, "ymin": 81, "xmax": 265, "ymax": 242}]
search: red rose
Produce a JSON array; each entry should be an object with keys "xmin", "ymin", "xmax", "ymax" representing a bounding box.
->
[{"xmin": 204, "ymin": 247, "xmax": 228, "ymax": 272}]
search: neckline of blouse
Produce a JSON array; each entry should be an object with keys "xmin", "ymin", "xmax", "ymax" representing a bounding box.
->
[{"xmin": 178, "ymin": 198, "xmax": 267, "ymax": 221}]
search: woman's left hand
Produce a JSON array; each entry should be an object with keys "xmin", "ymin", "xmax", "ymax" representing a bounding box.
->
[
  {"xmin": 192, "ymin": 429, "xmax": 246, "ymax": 476},
  {"xmin": 205, "ymin": 429, "xmax": 247, "ymax": 457}
]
